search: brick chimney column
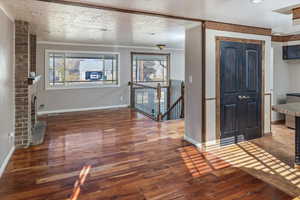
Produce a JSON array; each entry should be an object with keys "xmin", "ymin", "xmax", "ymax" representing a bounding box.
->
[{"xmin": 15, "ymin": 20, "xmax": 31, "ymax": 147}]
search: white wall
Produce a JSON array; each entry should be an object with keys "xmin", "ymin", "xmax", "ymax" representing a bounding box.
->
[
  {"xmin": 285, "ymin": 41, "xmax": 300, "ymax": 93},
  {"xmin": 184, "ymin": 25, "xmax": 203, "ymax": 146},
  {"xmin": 36, "ymin": 43, "xmax": 185, "ymax": 113},
  {"xmin": 0, "ymin": 7, "xmax": 15, "ymax": 176},
  {"xmin": 272, "ymin": 42, "xmax": 290, "ymax": 121},
  {"xmin": 272, "ymin": 40, "xmax": 300, "ymax": 121},
  {"xmin": 205, "ymin": 29, "xmax": 272, "ymax": 142}
]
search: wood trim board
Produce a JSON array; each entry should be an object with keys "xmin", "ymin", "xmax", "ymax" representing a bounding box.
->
[
  {"xmin": 202, "ymin": 23, "xmax": 206, "ymax": 144},
  {"xmin": 272, "ymin": 34, "xmax": 300, "ymax": 42},
  {"xmin": 265, "ymin": 93, "xmax": 272, "ymax": 132},
  {"xmin": 204, "ymin": 21, "xmax": 272, "ymax": 36},
  {"xmin": 293, "ymin": 7, "xmax": 300, "ymax": 20}
]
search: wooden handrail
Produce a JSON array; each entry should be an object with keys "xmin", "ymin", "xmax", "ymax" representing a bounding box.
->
[
  {"xmin": 128, "ymin": 82, "xmax": 157, "ymax": 89},
  {"xmin": 161, "ymin": 96, "xmax": 183, "ymax": 119},
  {"xmin": 128, "ymin": 81, "xmax": 169, "ymax": 89}
]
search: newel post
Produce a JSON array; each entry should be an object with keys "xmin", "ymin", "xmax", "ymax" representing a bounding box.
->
[
  {"xmin": 128, "ymin": 82, "xmax": 134, "ymax": 108},
  {"xmin": 157, "ymin": 83, "xmax": 162, "ymax": 121}
]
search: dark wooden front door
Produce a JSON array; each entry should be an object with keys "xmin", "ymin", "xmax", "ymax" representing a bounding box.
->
[{"xmin": 220, "ymin": 41, "xmax": 262, "ymax": 144}]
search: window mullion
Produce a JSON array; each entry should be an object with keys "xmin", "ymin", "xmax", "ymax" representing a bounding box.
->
[
  {"xmin": 52, "ymin": 54, "xmax": 55, "ymax": 86},
  {"xmin": 112, "ymin": 58, "xmax": 114, "ymax": 83},
  {"xmin": 49, "ymin": 52, "xmax": 119, "ymax": 88},
  {"xmin": 103, "ymin": 56, "xmax": 105, "ymax": 82},
  {"xmin": 64, "ymin": 53, "xmax": 66, "ymax": 86}
]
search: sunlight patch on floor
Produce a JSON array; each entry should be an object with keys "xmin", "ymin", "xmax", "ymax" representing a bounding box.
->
[
  {"xmin": 203, "ymin": 141, "xmax": 300, "ymax": 196},
  {"xmin": 70, "ymin": 165, "xmax": 91, "ymax": 200}
]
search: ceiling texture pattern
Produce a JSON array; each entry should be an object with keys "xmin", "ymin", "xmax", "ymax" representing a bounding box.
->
[{"xmin": 1, "ymin": 0, "xmax": 300, "ymax": 48}]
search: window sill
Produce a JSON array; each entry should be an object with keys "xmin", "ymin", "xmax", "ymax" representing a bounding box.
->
[{"xmin": 45, "ymin": 84, "xmax": 121, "ymax": 90}]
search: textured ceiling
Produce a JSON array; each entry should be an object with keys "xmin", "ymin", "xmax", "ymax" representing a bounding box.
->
[
  {"xmin": 2, "ymin": 0, "xmax": 300, "ymax": 48},
  {"xmin": 82, "ymin": 0, "xmax": 300, "ymax": 35},
  {"xmin": 1, "ymin": 0, "xmax": 200, "ymax": 49}
]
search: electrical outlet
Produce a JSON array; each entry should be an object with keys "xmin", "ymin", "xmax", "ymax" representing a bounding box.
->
[
  {"xmin": 9, "ymin": 132, "xmax": 14, "ymax": 138},
  {"xmin": 8, "ymin": 132, "xmax": 14, "ymax": 143},
  {"xmin": 120, "ymin": 96, "xmax": 124, "ymax": 102},
  {"xmin": 189, "ymin": 76, "xmax": 193, "ymax": 84}
]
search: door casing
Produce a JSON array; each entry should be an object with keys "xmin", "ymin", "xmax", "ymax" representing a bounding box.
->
[{"xmin": 215, "ymin": 36, "xmax": 265, "ymax": 141}]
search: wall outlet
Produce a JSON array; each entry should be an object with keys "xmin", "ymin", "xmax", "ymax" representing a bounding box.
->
[
  {"xmin": 120, "ymin": 96, "xmax": 124, "ymax": 102},
  {"xmin": 9, "ymin": 132, "xmax": 14, "ymax": 138},
  {"xmin": 8, "ymin": 132, "xmax": 15, "ymax": 143},
  {"xmin": 189, "ymin": 76, "xmax": 193, "ymax": 84}
]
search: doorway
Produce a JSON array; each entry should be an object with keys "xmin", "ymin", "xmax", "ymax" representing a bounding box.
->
[{"xmin": 217, "ymin": 38, "xmax": 263, "ymax": 144}]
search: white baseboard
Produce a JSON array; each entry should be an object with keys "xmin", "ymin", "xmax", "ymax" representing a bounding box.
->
[
  {"xmin": 37, "ymin": 104, "xmax": 129, "ymax": 115},
  {"xmin": 0, "ymin": 145, "xmax": 15, "ymax": 178},
  {"xmin": 183, "ymin": 135, "xmax": 203, "ymax": 148}
]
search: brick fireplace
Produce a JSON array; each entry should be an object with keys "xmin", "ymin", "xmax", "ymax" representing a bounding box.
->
[
  {"xmin": 15, "ymin": 20, "xmax": 31, "ymax": 147},
  {"xmin": 15, "ymin": 20, "xmax": 42, "ymax": 148}
]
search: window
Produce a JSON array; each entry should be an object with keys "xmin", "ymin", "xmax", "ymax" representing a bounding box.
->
[
  {"xmin": 46, "ymin": 50, "xmax": 119, "ymax": 89},
  {"xmin": 132, "ymin": 53, "xmax": 170, "ymax": 83}
]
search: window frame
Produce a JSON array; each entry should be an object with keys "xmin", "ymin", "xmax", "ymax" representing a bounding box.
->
[
  {"xmin": 131, "ymin": 52, "xmax": 171, "ymax": 84},
  {"xmin": 45, "ymin": 49, "xmax": 121, "ymax": 90}
]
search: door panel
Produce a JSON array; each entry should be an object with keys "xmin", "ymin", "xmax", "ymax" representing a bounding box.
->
[
  {"xmin": 224, "ymin": 47, "xmax": 238, "ymax": 93},
  {"xmin": 246, "ymin": 50, "xmax": 258, "ymax": 91},
  {"xmin": 223, "ymin": 104, "xmax": 237, "ymax": 132},
  {"xmin": 220, "ymin": 41, "xmax": 262, "ymax": 144},
  {"xmin": 220, "ymin": 42, "xmax": 242, "ymax": 140}
]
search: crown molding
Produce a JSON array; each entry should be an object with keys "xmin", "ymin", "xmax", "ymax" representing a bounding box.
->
[{"xmin": 37, "ymin": 41, "xmax": 185, "ymax": 51}]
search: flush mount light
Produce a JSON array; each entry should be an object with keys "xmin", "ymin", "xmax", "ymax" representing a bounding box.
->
[
  {"xmin": 250, "ymin": 0, "xmax": 263, "ymax": 4},
  {"xmin": 156, "ymin": 44, "xmax": 166, "ymax": 50},
  {"xmin": 273, "ymin": 32, "xmax": 282, "ymax": 36}
]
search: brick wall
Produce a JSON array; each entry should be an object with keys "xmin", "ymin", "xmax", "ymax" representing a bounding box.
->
[{"xmin": 15, "ymin": 20, "xmax": 31, "ymax": 147}]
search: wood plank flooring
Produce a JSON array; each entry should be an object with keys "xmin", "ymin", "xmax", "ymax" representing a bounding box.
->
[{"xmin": 0, "ymin": 108, "xmax": 293, "ymax": 200}]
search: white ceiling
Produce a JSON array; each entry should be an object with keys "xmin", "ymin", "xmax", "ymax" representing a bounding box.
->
[
  {"xmin": 1, "ymin": 0, "xmax": 200, "ymax": 49},
  {"xmin": 83, "ymin": 0, "xmax": 300, "ymax": 34},
  {"xmin": 2, "ymin": 0, "xmax": 300, "ymax": 48}
]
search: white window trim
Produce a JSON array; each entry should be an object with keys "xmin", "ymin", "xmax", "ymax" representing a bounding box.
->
[{"xmin": 44, "ymin": 49, "xmax": 121, "ymax": 90}]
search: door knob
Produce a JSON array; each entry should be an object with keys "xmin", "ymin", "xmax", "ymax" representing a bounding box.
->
[{"xmin": 238, "ymin": 96, "xmax": 250, "ymax": 100}]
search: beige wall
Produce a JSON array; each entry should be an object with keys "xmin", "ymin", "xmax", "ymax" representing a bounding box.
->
[
  {"xmin": 36, "ymin": 43, "xmax": 185, "ymax": 113},
  {"xmin": 272, "ymin": 42, "xmax": 290, "ymax": 121},
  {"xmin": 205, "ymin": 29, "xmax": 272, "ymax": 143},
  {"xmin": 272, "ymin": 41, "xmax": 300, "ymax": 121},
  {"xmin": 184, "ymin": 25, "xmax": 203, "ymax": 146},
  {"xmin": 0, "ymin": 7, "xmax": 14, "ymax": 175}
]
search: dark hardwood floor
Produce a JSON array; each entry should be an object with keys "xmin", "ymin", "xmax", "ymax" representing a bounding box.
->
[{"xmin": 0, "ymin": 108, "xmax": 293, "ymax": 200}]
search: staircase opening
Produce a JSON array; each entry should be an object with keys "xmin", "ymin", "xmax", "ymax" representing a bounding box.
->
[{"xmin": 129, "ymin": 52, "xmax": 184, "ymax": 121}]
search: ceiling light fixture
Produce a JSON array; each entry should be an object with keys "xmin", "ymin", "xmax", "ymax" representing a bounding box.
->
[
  {"xmin": 250, "ymin": 0, "xmax": 263, "ymax": 4},
  {"xmin": 156, "ymin": 44, "xmax": 166, "ymax": 50}
]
